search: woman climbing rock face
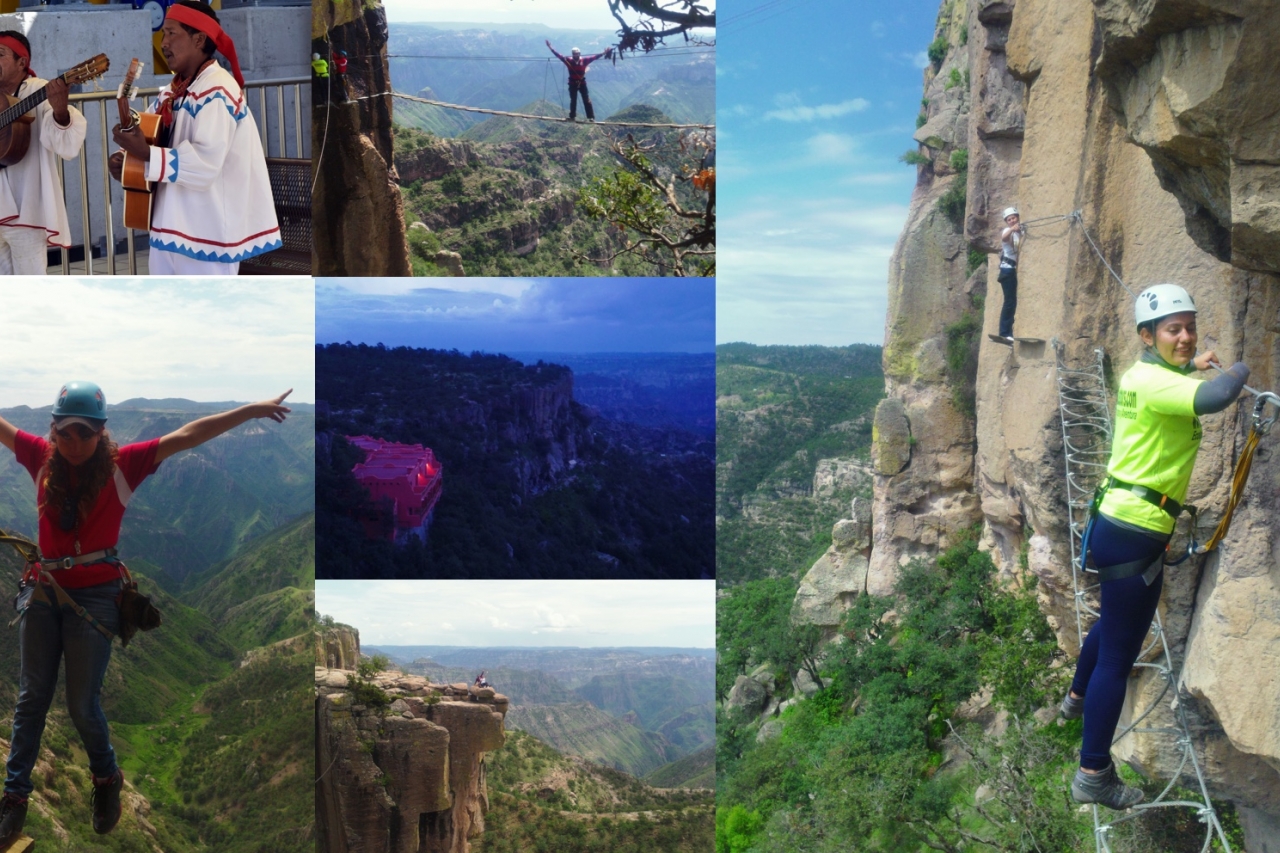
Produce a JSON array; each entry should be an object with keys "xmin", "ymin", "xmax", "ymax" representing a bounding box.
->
[
  {"xmin": 0, "ymin": 382, "xmax": 292, "ymax": 845},
  {"xmin": 1062, "ymin": 284, "xmax": 1249, "ymax": 810}
]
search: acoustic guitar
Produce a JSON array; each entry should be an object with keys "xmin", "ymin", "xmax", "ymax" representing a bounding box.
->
[
  {"xmin": 0, "ymin": 53, "xmax": 108, "ymax": 166},
  {"xmin": 118, "ymin": 58, "xmax": 160, "ymax": 231}
]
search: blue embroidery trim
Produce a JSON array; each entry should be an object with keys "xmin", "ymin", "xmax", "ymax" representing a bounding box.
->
[
  {"xmin": 148, "ymin": 237, "xmax": 283, "ymax": 264},
  {"xmin": 166, "ymin": 150, "xmax": 179, "ymax": 183}
]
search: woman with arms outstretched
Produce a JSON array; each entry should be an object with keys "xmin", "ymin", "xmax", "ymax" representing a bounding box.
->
[{"xmin": 0, "ymin": 381, "xmax": 291, "ymax": 843}]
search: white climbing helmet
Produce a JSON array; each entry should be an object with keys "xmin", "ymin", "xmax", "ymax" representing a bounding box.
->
[
  {"xmin": 312, "ymin": 53, "xmax": 321, "ymax": 61},
  {"xmin": 1002, "ymin": 206, "xmax": 1019, "ymax": 220},
  {"xmin": 571, "ymin": 47, "xmax": 581, "ymax": 56},
  {"xmin": 1135, "ymin": 283, "xmax": 1197, "ymax": 330}
]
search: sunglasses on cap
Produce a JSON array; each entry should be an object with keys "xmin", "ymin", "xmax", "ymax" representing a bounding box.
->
[{"xmin": 55, "ymin": 424, "xmax": 102, "ymax": 441}]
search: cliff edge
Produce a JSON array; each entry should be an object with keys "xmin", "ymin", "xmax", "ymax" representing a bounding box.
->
[{"xmin": 874, "ymin": 0, "xmax": 1280, "ymax": 844}]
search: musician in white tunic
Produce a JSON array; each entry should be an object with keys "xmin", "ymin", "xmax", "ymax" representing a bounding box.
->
[
  {"xmin": 0, "ymin": 32, "xmax": 87, "ymax": 274},
  {"xmin": 110, "ymin": 1, "xmax": 279, "ymax": 275}
]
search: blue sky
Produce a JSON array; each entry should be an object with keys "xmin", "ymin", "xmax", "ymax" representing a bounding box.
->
[
  {"xmin": 316, "ymin": 579, "xmax": 715, "ymax": 647},
  {"xmin": 316, "ymin": 279, "xmax": 715, "ymax": 353},
  {"xmin": 718, "ymin": 0, "xmax": 941, "ymax": 346},
  {"xmin": 0, "ymin": 280, "xmax": 314, "ymax": 408}
]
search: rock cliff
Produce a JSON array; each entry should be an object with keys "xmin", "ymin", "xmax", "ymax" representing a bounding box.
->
[
  {"xmin": 873, "ymin": 0, "xmax": 1280, "ymax": 843},
  {"xmin": 312, "ymin": 0, "xmax": 412, "ymax": 276},
  {"xmin": 315, "ymin": 637, "xmax": 507, "ymax": 853}
]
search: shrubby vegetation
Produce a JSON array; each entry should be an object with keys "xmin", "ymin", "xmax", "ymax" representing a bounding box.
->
[{"xmin": 716, "ymin": 535, "xmax": 1245, "ymax": 852}]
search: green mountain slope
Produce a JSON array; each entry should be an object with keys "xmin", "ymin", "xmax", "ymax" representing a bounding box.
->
[
  {"xmin": 644, "ymin": 746, "xmax": 713, "ymax": 789},
  {"xmin": 183, "ymin": 513, "xmax": 316, "ymax": 654},
  {"xmin": 505, "ymin": 702, "xmax": 675, "ymax": 778},
  {"xmin": 716, "ymin": 344, "xmax": 885, "ymax": 585},
  {"xmin": 477, "ymin": 729, "xmax": 713, "ymax": 853}
]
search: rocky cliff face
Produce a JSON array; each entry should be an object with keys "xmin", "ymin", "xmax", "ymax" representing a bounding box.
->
[
  {"xmin": 316, "ymin": 625, "xmax": 361, "ymax": 670},
  {"xmin": 312, "ymin": 0, "xmax": 412, "ymax": 276},
  {"xmin": 875, "ymin": 0, "xmax": 1280, "ymax": 843},
  {"xmin": 316, "ymin": 639, "xmax": 508, "ymax": 853}
]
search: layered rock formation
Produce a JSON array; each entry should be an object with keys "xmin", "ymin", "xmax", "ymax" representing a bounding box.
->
[
  {"xmin": 312, "ymin": 0, "xmax": 412, "ymax": 275},
  {"xmin": 874, "ymin": 0, "xmax": 1280, "ymax": 843},
  {"xmin": 316, "ymin": 639, "xmax": 507, "ymax": 853}
]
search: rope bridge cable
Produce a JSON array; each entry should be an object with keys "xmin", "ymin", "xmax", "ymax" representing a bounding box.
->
[
  {"xmin": 1051, "ymin": 340, "xmax": 1234, "ymax": 853},
  {"xmin": 356, "ymin": 91, "xmax": 715, "ymax": 129}
]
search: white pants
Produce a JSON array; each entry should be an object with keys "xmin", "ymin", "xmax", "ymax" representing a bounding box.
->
[
  {"xmin": 0, "ymin": 226, "xmax": 51, "ymax": 275},
  {"xmin": 148, "ymin": 246, "xmax": 239, "ymax": 276}
]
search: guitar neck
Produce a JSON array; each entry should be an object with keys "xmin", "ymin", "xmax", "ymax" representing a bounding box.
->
[{"xmin": 0, "ymin": 76, "xmax": 61, "ymax": 130}]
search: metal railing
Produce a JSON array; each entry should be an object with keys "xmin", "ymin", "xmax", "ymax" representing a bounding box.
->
[{"xmin": 55, "ymin": 75, "xmax": 309, "ymax": 275}]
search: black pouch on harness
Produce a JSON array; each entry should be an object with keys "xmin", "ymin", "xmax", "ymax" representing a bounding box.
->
[{"xmin": 117, "ymin": 580, "xmax": 162, "ymax": 647}]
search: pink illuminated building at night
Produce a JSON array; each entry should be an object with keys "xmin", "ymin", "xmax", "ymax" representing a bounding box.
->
[{"xmin": 347, "ymin": 436, "xmax": 443, "ymax": 542}]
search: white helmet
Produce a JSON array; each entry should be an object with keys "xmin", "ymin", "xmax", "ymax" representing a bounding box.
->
[
  {"xmin": 571, "ymin": 47, "xmax": 581, "ymax": 56},
  {"xmin": 1002, "ymin": 206, "xmax": 1019, "ymax": 220},
  {"xmin": 312, "ymin": 53, "xmax": 321, "ymax": 61},
  {"xmin": 1135, "ymin": 283, "xmax": 1196, "ymax": 330}
]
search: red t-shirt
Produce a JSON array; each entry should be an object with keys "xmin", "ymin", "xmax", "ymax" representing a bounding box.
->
[{"xmin": 15, "ymin": 430, "xmax": 161, "ymax": 587}]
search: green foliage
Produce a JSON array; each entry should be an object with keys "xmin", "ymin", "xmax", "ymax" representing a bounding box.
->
[
  {"xmin": 716, "ymin": 577, "xmax": 800, "ymax": 699},
  {"xmin": 901, "ymin": 148, "xmax": 929, "ymax": 166},
  {"xmin": 927, "ymin": 35, "xmax": 949, "ymax": 66},
  {"xmin": 715, "ymin": 344, "xmax": 883, "ymax": 585},
  {"xmin": 346, "ymin": 655, "xmax": 392, "ymax": 711},
  {"xmin": 937, "ymin": 166, "xmax": 968, "ymax": 230},
  {"xmin": 717, "ymin": 536, "xmax": 1094, "ymax": 852},
  {"xmin": 944, "ymin": 305, "xmax": 982, "ymax": 418},
  {"xmin": 967, "ymin": 247, "xmax": 987, "ymax": 276},
  {"xmin": 440, "ymin": 170, "xmax": 465, "ymax": 195},
  {"xmin": 715, "ymin": 804, "xmax": 763, "ymax": 853},
  {"xmin": 960, "ymin": 24, "xmax": 968, "ymax": 45},
  {"xmin": 915, "ymin": 112, "xmax": 927, "ymax": 129},
  {"xmin": 949, "ymin": 147, "xmax": 968, "ymax": 172},
  {"xmin": 945, "ymin": 67, "xmax": 963, "ymax": 90}
]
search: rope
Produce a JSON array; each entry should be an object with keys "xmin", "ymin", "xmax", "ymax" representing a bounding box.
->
[
  {"xmin": 311, "ymin": 42, "xmax": 334, "ymax": 196},
  {"xmin": 363, "ymin": 91, "xmax": 714, "ymax": 129}
]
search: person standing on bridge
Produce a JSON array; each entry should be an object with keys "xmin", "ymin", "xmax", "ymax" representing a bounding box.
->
[
  {"xmin": 1061, "ymin": 284, "xmax": 1249, "ymax": 810},
  {"xmin": 546, "ymin": 41, "xmax": 612, "ymax": 122}
]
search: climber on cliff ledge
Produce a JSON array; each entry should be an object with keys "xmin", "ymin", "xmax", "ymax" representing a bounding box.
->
[
  {"xmin": 991, "ymin": 207, "xmax": 1023, "ymax": 345},
  {"xmin": 546, "ymin": 41, "xmax": 612, "ymax": 122},
  {"xmin": 1061, "ymin": 284, "xmax": 1249, "ymax": 810}
]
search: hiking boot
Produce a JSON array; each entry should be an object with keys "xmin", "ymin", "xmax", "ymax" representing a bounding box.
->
[
  {"xmin": 91, "ymin": 769, "xmax": 123, "ymax": 834},
  {"xmin": 1071, "ymin": 763, "xmax": 1144, "ymax": 810},
  {"xmin": 1060, "ymin": 691, "xmax": 1084, "ymax": 720},
  {"xmin": 0, "ymin": 792, "xmax": 27, "ymax": 844}
]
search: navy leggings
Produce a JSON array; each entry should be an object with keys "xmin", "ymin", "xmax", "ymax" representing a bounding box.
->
[{"xmin": 1070, "ymin": 514, "xmax": 1167, "ymax": 770}]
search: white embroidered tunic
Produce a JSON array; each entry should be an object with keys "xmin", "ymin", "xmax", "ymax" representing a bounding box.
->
[
  {"xmin": 145, "ymin": 64, "xmax": 280, "ymax": 263},
  {"xmin": 0, "ymin": 77, "xmax": 87, "ymax": 247}
]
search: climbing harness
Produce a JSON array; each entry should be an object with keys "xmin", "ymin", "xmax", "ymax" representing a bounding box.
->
[
  {"xmin": 0, "ymin": 528, "xmax": 160, "ymax": 646},
  {"xmin": 1052, "ymin": 341, "xmax": 1233, "ymax": 853}
]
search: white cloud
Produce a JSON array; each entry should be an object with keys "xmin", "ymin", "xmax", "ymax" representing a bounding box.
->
[
  {"xmin": 909, "ymin": 51, "xmax": 930, "ymax": 69},
  {"xmin": 764, "ymin": 97, "xmax": 869, "ymax": 123},
  {"xmin": 315, "ymin": 579, "xmax": 715, "ymax": 648},
  {"xmin": 0, "ymin": 280, "xmax": 314, "ymax": 408},
  {"xmin": 805, "ymin": 132, "xmax": 857, "ymax": 162}
]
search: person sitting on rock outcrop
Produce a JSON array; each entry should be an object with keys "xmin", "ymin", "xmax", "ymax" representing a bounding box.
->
[
  {"xmin": 1061, "ymin": 284, "xmax": 1249, "ymax": 811},
  {"xmin": 546, "ymin": 41, "xmax": 612, "ymax": 122},
  {"xmin": 992, "ymin": 206, "xmax": 1024, "ymax": 345},
  {"xmin": 0, "ymin": 381, "xmax": 293, "ymax": 845}
]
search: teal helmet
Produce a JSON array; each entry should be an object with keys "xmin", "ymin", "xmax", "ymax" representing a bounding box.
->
[{"xmin": 52, "ymin": 381, "xmax": 107, "ymax": 428}]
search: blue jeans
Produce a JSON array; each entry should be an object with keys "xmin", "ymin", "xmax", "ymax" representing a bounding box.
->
[
  {"xmin": 1071, "ymin": 515, "xmax": 1167, "ymax": 770},
  {"xmin": 5, "ymin": 580, "xmax": 121, "ymax": 796}
]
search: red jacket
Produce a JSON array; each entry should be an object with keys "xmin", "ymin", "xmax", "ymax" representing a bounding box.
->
[{"xmin": 550, "ymin": 48, "xmax": 606, "ymax": 83}]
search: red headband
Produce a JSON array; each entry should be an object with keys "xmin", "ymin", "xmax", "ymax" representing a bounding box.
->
[
  {"xmin": 0, "ymin": 35, "xmax": 35, "ymax": 78},
  {"xmin": 164, "ymin": 5, "xmax": 243, "ymax": 88}
]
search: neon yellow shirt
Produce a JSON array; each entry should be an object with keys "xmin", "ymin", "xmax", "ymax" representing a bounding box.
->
[{"xmin": 1100, "ymin": 359, "xmax": 1202, "ymax": 533}]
